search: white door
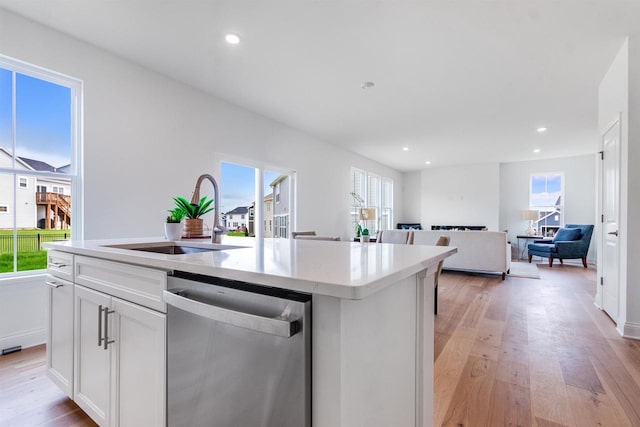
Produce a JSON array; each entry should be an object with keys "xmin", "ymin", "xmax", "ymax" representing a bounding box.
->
[
  {"xmin": 75, "ymin": 285, "xmax": 111, "ymax": 426},
  {"xmin": 111, "ymin": 297, "xmax": 166, "ymax": 427},
  {"xmin": 46, "ymin": 275, "xmax": 74, "ymax": 398},
  {"xmin": 601, "ymin": 119, "xmax": 621, "ymax": 321}
]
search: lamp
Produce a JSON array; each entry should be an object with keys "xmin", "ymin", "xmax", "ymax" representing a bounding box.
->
[
  {"xmin": 358, "ymin": 208, "xmax": 376, "ymax": 221},
  {"xmin": 521, "ymin": 209, "xmax": 539, "ymax": 236}
]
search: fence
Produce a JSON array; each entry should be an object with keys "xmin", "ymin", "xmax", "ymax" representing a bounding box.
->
[{"xmin": 0, "ymin": 233, "xmax": 71, "ymax": 253}]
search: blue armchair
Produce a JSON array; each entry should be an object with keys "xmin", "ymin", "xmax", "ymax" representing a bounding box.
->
[{"xmin": 527, "ymin": 224, "xmax": 594, "ymax": 268}]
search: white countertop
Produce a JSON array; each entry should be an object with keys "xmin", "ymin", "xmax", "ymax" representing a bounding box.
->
[{"xmin": 45, "ymin": 236, "xmax": 456, "ymax": 299}]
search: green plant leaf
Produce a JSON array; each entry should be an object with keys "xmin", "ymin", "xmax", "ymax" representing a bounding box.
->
[
  {"xmin": 173, "ymin": 195, "xmax": 214, "ymax": 219},
  {"xmin": 173, "ymin": 196, "xmax": 197, "ymax": 218}
]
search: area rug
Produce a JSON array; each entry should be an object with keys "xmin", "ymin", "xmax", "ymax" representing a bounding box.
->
[{"xmin": 509, "ymin": 261, "xmax": 540, "ymax": 279}]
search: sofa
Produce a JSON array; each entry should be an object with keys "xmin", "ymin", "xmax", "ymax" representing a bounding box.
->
[{"xmin": 410, "ymin": 230, "xmax": 511, "ymax": 279}]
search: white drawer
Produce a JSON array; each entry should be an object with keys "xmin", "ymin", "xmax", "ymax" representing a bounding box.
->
[
  {"xmin": 47, "ymin": 250, "xmax": 74, "ymax": 281},
  {"xmin": 75, "ymin": 256, "xmax": 168, "ymax": 312}
]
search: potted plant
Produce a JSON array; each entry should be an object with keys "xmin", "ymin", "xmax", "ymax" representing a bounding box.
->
[
  {"xmin": 173, "ymin": 196, "xmax": 214, "ymax": 238},
  {"xmin": 361, "ymin": 228, "xmax": 370, "ymax": 243},
  {"xmin": 165, "ymin": 207, "xmax": 186, "ymax": 241}
]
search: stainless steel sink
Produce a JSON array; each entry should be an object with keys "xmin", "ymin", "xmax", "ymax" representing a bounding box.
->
[
  {"xmin": 128, "ymin": 245, "xmax": 219, "ymax": 255},
  {"xmin": 104, "ymin": 242, "xmax": 244, "ymax": 254}
]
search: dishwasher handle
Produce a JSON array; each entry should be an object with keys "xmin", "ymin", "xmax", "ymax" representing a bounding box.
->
[{"xmin": 163, "ymin": 289, "xmax": 300, "ymax": 338}]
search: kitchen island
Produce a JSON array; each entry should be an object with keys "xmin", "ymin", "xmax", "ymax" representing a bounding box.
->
[{"xmin": 44, "ymin": 237, "xmax": 456, "ymax": 427}]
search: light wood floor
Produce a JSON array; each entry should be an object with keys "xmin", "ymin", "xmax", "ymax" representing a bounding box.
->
[
  {"xmin": 0, "ymin": 345, "xmax": 96, "ymax": 427},
  {"xmin": 1, "ymin": 264, "xmax": 638, "ymax": 427},
  {"xmin": 435, "ymin": 262, "xmax": 640, "ymax": 427}
]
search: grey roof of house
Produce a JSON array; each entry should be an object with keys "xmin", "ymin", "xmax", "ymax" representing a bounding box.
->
[
  {"xmin": 226, "ymin": 206, "xmax": 249, "ymax": 215},
  {"xmin": 18, "ymin": 156, "xmax": 58, "ymax": 172}
]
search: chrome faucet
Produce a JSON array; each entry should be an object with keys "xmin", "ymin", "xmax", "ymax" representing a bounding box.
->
[{"xmin": 190, "ymin": 174, "xmax": 226, "ymax": 244}]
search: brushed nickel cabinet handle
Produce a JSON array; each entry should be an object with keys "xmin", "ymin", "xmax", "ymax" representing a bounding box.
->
[
  {"xmin": 45, "ymin": 280, "xmax": 63, "ymax": 288},
  {"xmin": 98, "ymin": 305, "xmax": 104, "ymax": 347},
  {"xmin": 50, "ymin": 262, "xmax": 67, "ymax": 268},
  {"xmin": 103, "ymin": 308, "xmax": 115, "ymax": 350}
]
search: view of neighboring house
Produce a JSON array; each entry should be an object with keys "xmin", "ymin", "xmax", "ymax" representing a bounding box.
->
[
  {"xmin": 224, "ymin": 205, "xmax": 249, "ymax": 231},
  {"xmin": 222, "ymin": 190, "xmax": 278, "ymax": 238},
  {"xmin": 0, "ymin": 147, "xmax": 71, "ymax": 230},
  {"xmin": 263, "ymin": 192, "xmax": 273, "ymax": 237},
  {"xmin": 271, "ymin": 175, "xmax": 289, "ymax": 238},
  {"xmin": 247, "ymin": 203, "xmax": 255, "ymax": 235}
]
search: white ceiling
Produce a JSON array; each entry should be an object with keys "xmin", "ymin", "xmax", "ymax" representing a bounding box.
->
[{"xmin": 1, "ymin": 1, "xmax": 638, "ymax": 171}]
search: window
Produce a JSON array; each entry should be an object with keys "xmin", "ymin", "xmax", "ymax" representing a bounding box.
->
[
  {"xmin": 220, "ymin": 161, "xmax": 289, "ymax": 239},
  {"xmin": 530, "ymin": 173, "xmax": 563, "ymax": 237},
  {"xmin": 351, "ymin": 167, "xmax": 394, "ymax": 234},
  {"xmin": 0, "ymin": 56, "xmax": 82, "ymax": 275},
  {"xmin": 274, "ymin": 215, "xmax": 288, "ymax": 238},
  {"xmin": 275, "ymin": 183, "xmax": 281, "ymax": 204}
]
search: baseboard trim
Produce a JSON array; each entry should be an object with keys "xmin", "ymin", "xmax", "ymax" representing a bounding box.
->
[
  {"xmin": 0, "ymin": 328, "xmax": 46, "ymax": 352},
  {"xmin": 620, "ymin": 322, "xmax": 640, "ymax": 340}
]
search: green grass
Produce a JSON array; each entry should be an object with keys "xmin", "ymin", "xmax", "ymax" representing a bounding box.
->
[
  {"xmin": 0, "ymin": 229, "xmax": 70, "ymax": 274},
  {"xmin": 0, "ymin": 251, "xmax": 48, "ymax": 273},
  {"xmin": 226, "ymin": 231, "xmax": 250, "ymax": 237}
]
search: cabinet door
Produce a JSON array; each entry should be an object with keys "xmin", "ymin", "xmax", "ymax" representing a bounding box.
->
[
  {"xmin": 46, "ymin": 275, "xmax": 74, "ymax": 398},
  {"xmin": 75, "ymin": 285, "xmax": 111, "ymax": 426},
  {"xmin": 111, "ymin": 297, "xmax": 166, "ymax": 427}
]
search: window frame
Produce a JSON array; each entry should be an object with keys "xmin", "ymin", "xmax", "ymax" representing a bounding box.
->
[
  {"xmin": 529, "ymin": 172, "xmax": 564, "ymax": 237},
  {"xmin": 351, "ymin": 167, "xmax": 394, "ymax": 234},
  {"xmin": 0, "ymin": 54, "xmax": 83, "ymax": 277}
]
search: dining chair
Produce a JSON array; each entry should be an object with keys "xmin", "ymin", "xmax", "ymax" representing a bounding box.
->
[
  {"xmin": 433, "ymin": 235, "xmax": 451, "ymax": 315},
  {"xmin": 377, "ymin": 230, "xmax": 411, "ymax": 244}
]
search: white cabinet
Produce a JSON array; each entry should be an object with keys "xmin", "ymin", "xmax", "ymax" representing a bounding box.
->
[
  {"xmin": 111, "ymin": 297, "xmax": 166, "ymax": 427},
  {"xmin": 45, "ymin": 272, "xmax": 75, "ymax": 398},
  {"xmin": 74, "ymin": 284, "xmax": 166, "ymax": 427},
  {"xmin": 74, "ymin": 285, "xmax": 112, "ymax": 425}
]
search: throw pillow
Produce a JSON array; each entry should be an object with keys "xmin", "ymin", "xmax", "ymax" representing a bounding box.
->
[{"xmin": 553, "ymin": 227, "xmax": 581, "ymax": 242}]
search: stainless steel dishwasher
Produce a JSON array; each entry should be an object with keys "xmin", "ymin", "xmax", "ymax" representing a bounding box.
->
[{"xmin": 164, "ymin": 272, "xmax": 311, "ymax": 427}]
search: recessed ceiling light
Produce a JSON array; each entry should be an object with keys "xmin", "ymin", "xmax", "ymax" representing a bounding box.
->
[
  {"xmin": 533, "ymin": 148, "xmax": 541, "ymax": 153},
  {"xmin": 225, "ymin": 34, "xmax": 240, "ymax": 44},
  {"xmin": 425, "ymin": 161, "xmax": 431, "ymax": 165},
  {"xmin": 402, "ymin": 147, "xmax": 409, "ymax": 151},
  {"xmin": 360, "ymin": 81, "xmax": 375, "ymax": 89},
  {"xmin": 536, "ymin": 127, "xmax": 547, "ymax": 133}
]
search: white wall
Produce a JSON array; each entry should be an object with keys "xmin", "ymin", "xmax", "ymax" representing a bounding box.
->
[
  {"xmin": 627, "ymin": 36, "xmax": 640, "ymax": 339},
  {"xmin": 0, "ymin": 9, "xmax": 402, "ymax": 242},
  {"xmin": 0, "ymin": 8, "xmax": 403, "ymax": 349},
  {"xmin": 419, "ymin": 163, "xmax": 500, "ymax": 231},
  {"xmin": 401, "ymin": 170, "xmax": 422, "ymax": 224},
  {"xmin": 499, "ymin": 155, "xmax": 597, "ymax": 263},
  {"xmin": 0, "ymin": 275, "xmax": 47, "ymax": 350}
]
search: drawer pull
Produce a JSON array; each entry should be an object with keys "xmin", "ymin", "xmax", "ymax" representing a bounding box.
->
[
  {"xmin": 50, "ymin": 262, "xmax": 68, "ymax": 268},
  {"xmin": 45, "ymin": 280, "xmax": 63, "ymax": 288},
  {"xmin": 98, "ymin": 305, "xmax": 104, "ymax": 347},
  {"xmin": 103, "ymin": 308, "xmax": 115, "ymax": 350}
]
